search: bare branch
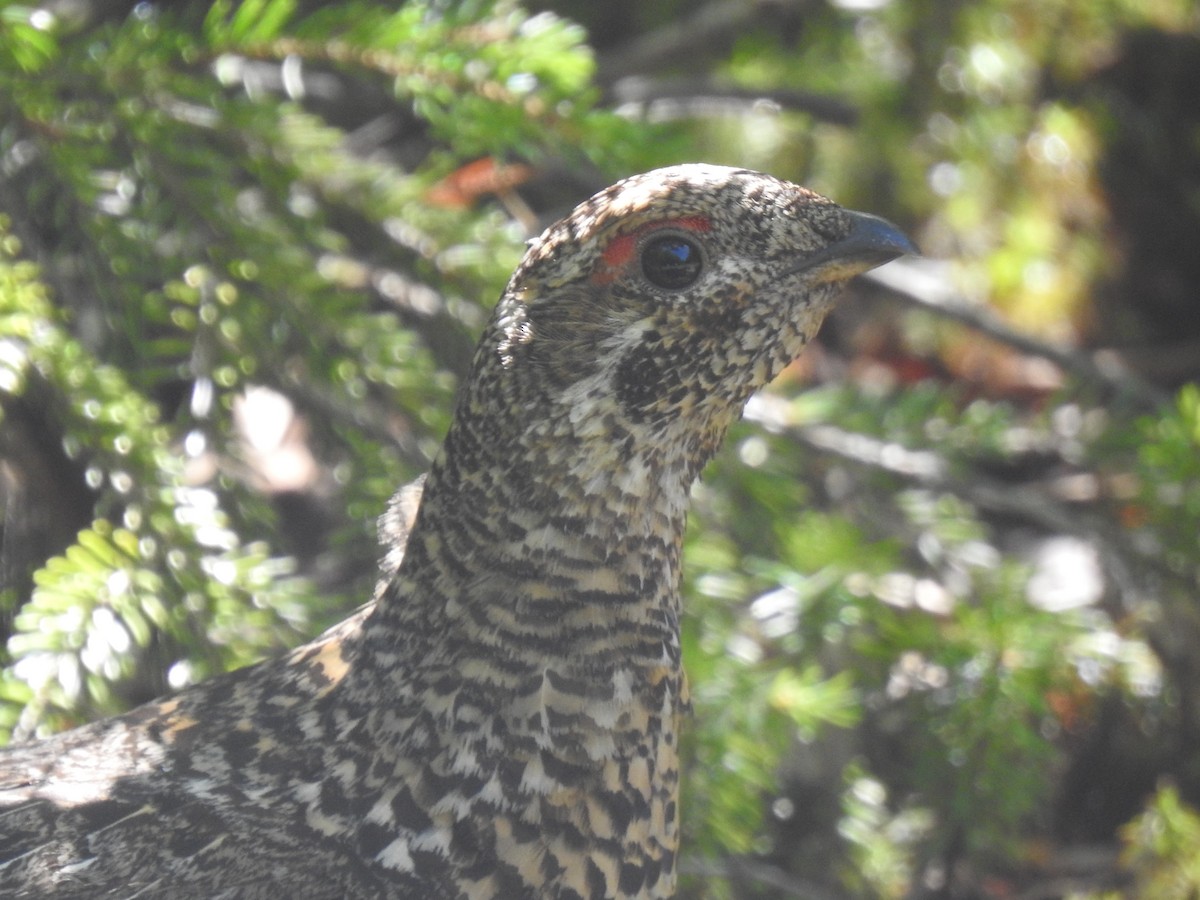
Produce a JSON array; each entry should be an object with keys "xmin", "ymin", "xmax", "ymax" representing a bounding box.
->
[
  {"xmin": 865, "ymin": 259, "xmax": 1167, "ymax": 409},
  {"xmin": 596, "ymin": 0, "xmax": 816, "ymax": 84},
  {"xmin": 681, "ymin": 854, "xmax": 849, "ymax": 900},
  {"xmin": 610, "ymin": 76, "xmax": 858, "ymax": 126}
]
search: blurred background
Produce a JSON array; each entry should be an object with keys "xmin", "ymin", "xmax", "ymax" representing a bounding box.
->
[{"xmin": 2, "ymin": 0, "xmax": 1199, "ymax": 896}]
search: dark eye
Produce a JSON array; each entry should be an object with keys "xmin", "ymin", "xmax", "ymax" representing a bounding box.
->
[{"xmin": 641, "ymin": 234, "xmax": 704, "ymax": 290}]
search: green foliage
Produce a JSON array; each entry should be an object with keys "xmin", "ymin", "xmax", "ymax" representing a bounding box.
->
[
  {"xmin": 1122, "ymin": 785, "xmax": 1200, "ymax": 899},
  {"xmin": 1133, "ymin": 385, "xmax": 1200, "ymax": 575},
  {"xmin": 711, "ymin": 0, "xmax": 1196, "ymax": 336},
  {"xmin": 0, "ymin": 227, "xmax": 316, "ymax": 736},
  {"xmin": 860, "ymin": 562, "xmax": 1069, "ymax": 863},
  {"xmin": 1, "ymin": 4, "xmax": 59, "ymax": 72},
  {"xmin": 0, "ymin": 0, "xmax": 648, "ymax": 739},
  {"xmin": 682, "ymin": 377, "xmax": 1178, "ymax": 895}
]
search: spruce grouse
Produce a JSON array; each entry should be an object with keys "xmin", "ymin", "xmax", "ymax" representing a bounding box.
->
[{"xmin": 0, "ymin": 164, "xmax": 913, "ymax": 898}]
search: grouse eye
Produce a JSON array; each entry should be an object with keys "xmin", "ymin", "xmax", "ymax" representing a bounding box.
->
[{"xmin": 641, "ymin": 234, "xmax": 704, "ymax": 290}]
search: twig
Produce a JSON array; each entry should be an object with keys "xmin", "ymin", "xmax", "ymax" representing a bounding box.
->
[
  {"xmin": 743, "ymin": 395, "xmax": 1148, "ymax": 617},
  {"xmin": 681, "ymin": 855, "xmax": 849, "ymax": 900},
  {"xmin": 596, "ymin": 0, "xmax": 812, "ymax": 85},
  {"xmin": 610, "ymin": 76, "xmax": 858, "ymax": 126},
  {"xmin": 865, "ymin": 260, "xmax": 1168, "ymax": 410}
]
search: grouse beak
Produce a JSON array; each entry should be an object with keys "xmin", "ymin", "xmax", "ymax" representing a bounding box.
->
[{"xmin": 791, "ymin": 210, "xmax": 917, "ymax": 282}]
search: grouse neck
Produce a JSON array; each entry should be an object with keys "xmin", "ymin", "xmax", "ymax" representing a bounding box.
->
[{"xmin": 374, "ymin": 397, "xmax": 723, "ymax": 675}]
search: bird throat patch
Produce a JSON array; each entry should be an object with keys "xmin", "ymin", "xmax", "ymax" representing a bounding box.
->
[{"xmin": 615, "ymin": 340, "xmax": 678, "ymax": 423}]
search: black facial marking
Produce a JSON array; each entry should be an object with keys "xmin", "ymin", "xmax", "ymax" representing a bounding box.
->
[{"xmin": 615, "ymin": 342, "xmax": 667, "ymax": 422}]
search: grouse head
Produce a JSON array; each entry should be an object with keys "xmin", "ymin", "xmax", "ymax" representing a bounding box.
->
[{"xmin": 455, "ymin": 164, "xmax": 914, "ymax": 492}]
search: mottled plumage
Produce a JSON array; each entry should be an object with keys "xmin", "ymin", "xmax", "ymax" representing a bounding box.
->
[{"xmin": 0, "ymin": 165, "xmax": 913, "ymax": 899}]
